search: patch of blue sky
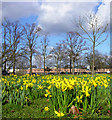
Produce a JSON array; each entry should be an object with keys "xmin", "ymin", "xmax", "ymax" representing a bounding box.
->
[
  {"xmin": 48, "ymin": 33, "xmax": 66, "ymax": 46},
  {"xmin": 96, "ymin": 35, "xmax": 110, "ymax": 55},
  {"xmin": 93, "ymin": 1, "xmax": 103, "ymax": 14},
  {"xmin": 19, "ymin": 15, "xmax": 38, "ymax": 25}
]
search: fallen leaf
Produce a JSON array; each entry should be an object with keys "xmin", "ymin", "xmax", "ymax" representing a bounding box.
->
[
  {"xmin": 69, "ymin": 105, "xmax": 79, "ymax": 115},
  {"xmin": 11, "ymin": 110, "xmax": 15, "ymax": 112}
]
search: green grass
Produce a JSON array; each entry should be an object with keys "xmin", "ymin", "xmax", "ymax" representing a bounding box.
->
[
  {"xmin": 2, "ymin": 96, "xmax": 111, "ymax": 119},
  {"xmin": 2, "ymin": 98, "xmax": 55, "ymax": 118}
]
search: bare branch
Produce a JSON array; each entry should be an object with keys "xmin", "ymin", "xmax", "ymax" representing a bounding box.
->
[
  {"xmin": 96, "ymin": 34, "xmax": 108, "ymax": 47},
  {"xmin": 79, "ymin": 20, "xmax": 93, "ymax": 42}
]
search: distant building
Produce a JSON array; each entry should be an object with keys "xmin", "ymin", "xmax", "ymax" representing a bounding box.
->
[
  {"xmin": 8, "ymin": 68, "xmax": 112, "ymax": 74},
  {"xmin": 26, "ymin": 68, "xmax": 112, "ymax": 74}
]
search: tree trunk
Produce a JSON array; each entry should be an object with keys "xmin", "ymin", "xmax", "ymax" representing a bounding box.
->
[
  {"xmin": 13, "ymin": 52, "xmax": 15, "ymax": 74},
  {"xmin": 30, "ymin": 50, "xmax": 32, "ymax": 75},
  {"xmin": 44, "ymin": 53, "xmax": 45, "ymax": 75},
  {"xmin": 4, "ymin": 61, "xmax": 6, "ymax": 71},
  {"xmin": 3, "ymin": 37, "xmax": 6, "ymax": 71},
  {"xmin": 70, "ymin": 55, "xmax": 72, "ymax": 74},
  {"xmin": 13, "ymin": 41, "xmax": 16, "ymax": 74},
  {"xmin": 72, "ymin": 57, "xmax": 74, "ymax": 75},
  {"xmin": 77, "ymin": 61, "xmax": 78, "ymax": 75},
  {"xmin": 92, "ymin": 40, "xmax": 95, "ymax": 76},
  {"xmin": 56, "ymin": 60, "xmax": 58, "ymax": 74}
]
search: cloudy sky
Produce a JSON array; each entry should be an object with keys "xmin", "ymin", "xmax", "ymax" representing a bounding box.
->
[{"xmin": 1, "ymin": 0, "xmax": 111, "ymax": 55}]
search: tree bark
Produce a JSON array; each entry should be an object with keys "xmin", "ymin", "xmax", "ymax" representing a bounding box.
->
[
  {"xmin": 70, "ymin": 55, "xmax": 72, "ymax": 74},
  {"xmin": 92, "ymin": 39, "xmax": 95, "ymax": 76},
  {"xmin": 72, "ymin": 57, "xmax": 74, "ymax": 75},
  {"xmin": 77, "ymin": 61, "xmax": 78, "ymax": 75},
  {"xmin": 13, "ymin": 40, "xmax": 16, "ymax": 74},
  {"xmin": 56, "ymin": 59, "xmax": 58, "ymax": 74},
  {"xmin": 44, "ymin": 53, "xmax": 45, "ymax": 75},
  {"xmin": 4, "ymin": 61, "xmax": 6, "ymax": 71},
  {"xmin": 3, "ymin": 29, "xmax": 6, "ymax": 71},
  {"xmin": 13, "ymin": 52, "xmax": 16, "ymax": 74},
  {"xmin": 30, "ymin": 50, "xmax": 32, "ymax": 75}
]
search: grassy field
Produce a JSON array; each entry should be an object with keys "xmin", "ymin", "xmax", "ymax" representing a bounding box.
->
[
  {"xmin": 1, "ymin": 74, "xmax": 111, "ymax": 119},
  {"xmin": 3, "ymin": 98, "xmax": 55, "ymax": 118}
]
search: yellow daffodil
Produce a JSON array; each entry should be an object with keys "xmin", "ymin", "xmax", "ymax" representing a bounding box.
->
[
  {"xmin": 45, "ymin": 94, "xmax": 48, "ymax": 97},
  {"xmin": 49, "ymin": 95, "xmax": 52, "ymax": 97},
  {"xmin": 54, "ymin": 110, "xmax": 64, "ymax": 117},
  {"xmin": 48, "ymin": 85, "xmax": 51, "ymax": 89},
  {"xmin": 21, "ymin": 86, "xmax": 23, "ymax": 90},
  {"xmin": 104, "ymin": 84, "xmax": 108, "ymax": 88},
  {"xmin": 44, "ymin": 107, "xmax": 49, "ymax": 111},
  {"xmin": 38, "ymin": 85, "xmax": 43, "ymax": 89}
]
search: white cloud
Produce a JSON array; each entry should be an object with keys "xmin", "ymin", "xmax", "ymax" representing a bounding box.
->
[
  {"xmin": 96, "ymin": 0, "xmax": 110, "ymax": 25},
  {"xmin": 1, "ymin": 0, "xmax": 110, "ymax": 34},
  {"xmin": 38, "ymin": 2, "xmax": 98, "ymax": 34},
  {"xmin": 2, "ymin": 2, "xmax": 41, "ymax": 20},
  {"xmin": 47, "ymin": 46, "xmax": 54, "ymax": 51}
]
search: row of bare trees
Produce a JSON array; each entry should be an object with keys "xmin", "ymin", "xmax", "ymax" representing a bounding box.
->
[
  {"xmin": 2, "ymin": 19, "xmax": 41, "ymax": 74},
  {"xmin": 1, "ymin": 13, "xmax": 109, "ymax": 76}
]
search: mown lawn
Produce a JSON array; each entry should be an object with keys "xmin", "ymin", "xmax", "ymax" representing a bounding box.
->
[
  {"xmin": 2, "ymin": 97, "xmax": 111, "ymax": 119},
  {"xmin": 2, "ymin": 98, "xmax": 55, "ymax": 118}
]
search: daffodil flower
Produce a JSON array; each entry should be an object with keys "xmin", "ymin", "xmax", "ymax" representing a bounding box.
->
[
  {"xmin": 45, "ymin": 94, "xmax": 48, "ymax": 97},
  {"xmin": 44, "ymin": 107, "xmax": 49, "ymax": 111},
  {"xmin": 54, "ymin": 110, "xmax": 64, "ymax": 117}
]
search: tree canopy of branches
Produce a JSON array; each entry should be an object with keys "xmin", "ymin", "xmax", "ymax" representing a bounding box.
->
[
  {"xmin": 2, "ymin": 19, "xmax": 24, "ymax": 74},
  {"xmin": 85, "ymin": 50, "xmax": 111, "ymax": 70},
  {"xmin": 50, "ymin": 41, "xmax": 66, "ymax": 74},
  {"xmin": 77, "ymin": 14, "xmax": 108, "ymax": 76},
  {"xmin": 23, "ymin": 23, "xmax": 41, "ymax": 75},
  {"xmin": 64, "ymin": 32, "xmax": 87, "ymax": 74}
]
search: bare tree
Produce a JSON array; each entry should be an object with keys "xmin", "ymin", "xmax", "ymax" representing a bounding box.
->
[
  {"xmin": 2, "ymin": 19, "xmax": 24, "ymax": 74},
  {"xmin": 64, "ymin": 32, "xmax": 87, "ymax": 74},
  {"xmin": 2, "ymin": 19, "xmax": 13, "ymax": 71},
  {"xmin": 34, "ymin": 54, "xmax": 43, "ymax": 69},
  {"xmin": 11, "ymin": 21, "xmax": 24, "ymax": 74},
  {"xmin": 50, "ymin": 41, "xmax": 65, "ymax": 74},
  {"xmin": 40, "ymin": 33, "xmax": 49, "ymax": 75},
  {"xmin": 2, "ymin": 19, "xmax": 8, "ymax": 71},
  {"xmin": 23, "ymin": 23, "xmax": 41, "ymax": 75},
  {"xmin": 77, "ymin": 14, "xmax": 108, "ymax": 76},
  {"xmin": 85, "ymin": 50, "xmax": 110, "ymax": 70},
  {"xmin": 108, "ymin": 56, "xmax": 112, "ymax": 69},
  {"xmin": 16, "ymin": 56, "xmax": 29, "ymax": 69}
]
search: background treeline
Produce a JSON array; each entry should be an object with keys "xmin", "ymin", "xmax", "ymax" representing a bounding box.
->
[{"xmin": 1, "ymin": 14, "xmax": 111, "ymax": 75}]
